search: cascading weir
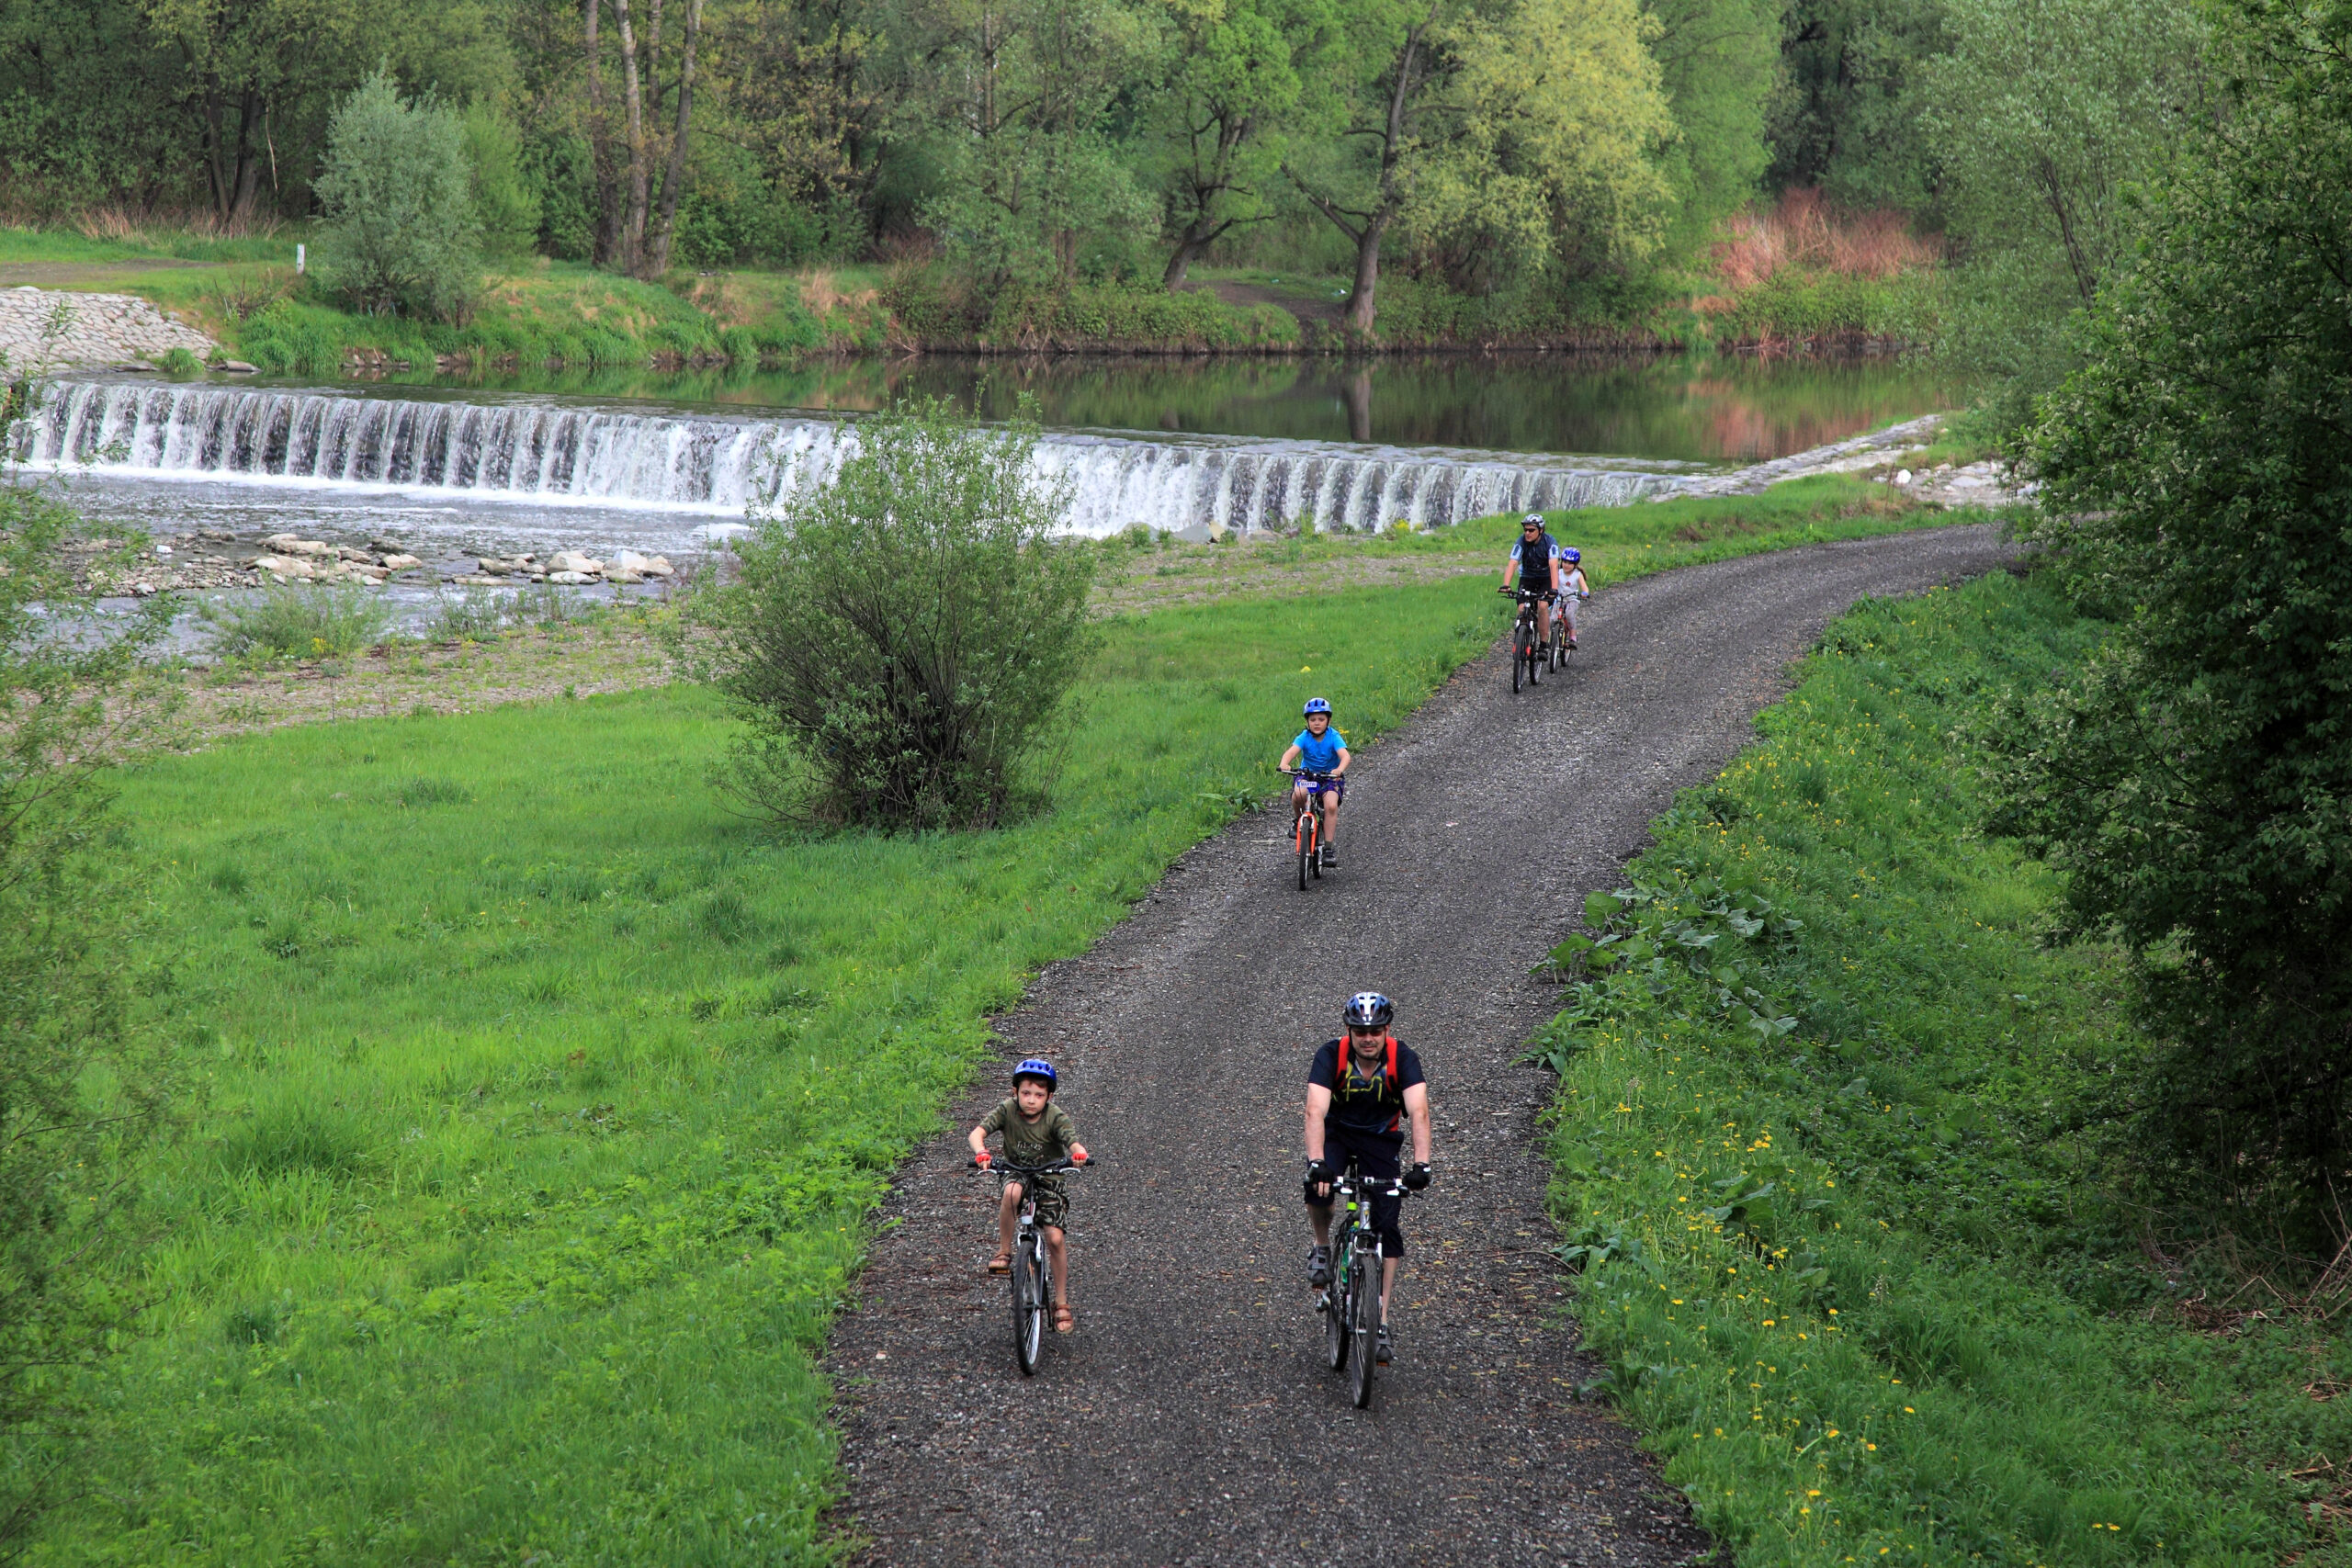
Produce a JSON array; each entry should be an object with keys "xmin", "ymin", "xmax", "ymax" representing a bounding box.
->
[{"xmin": 17, "ymin": 379, "xmax": 1699, "ymax": 536}]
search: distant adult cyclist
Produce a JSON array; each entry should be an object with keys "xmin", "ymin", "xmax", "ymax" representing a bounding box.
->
[
  {"xmin": 1303, "ymin": 992, "xmax": 1433, "ymax": 1365},
  {"xmin": 1502, "ymin": 513, "xmax": 1564, "ymax": 647}
]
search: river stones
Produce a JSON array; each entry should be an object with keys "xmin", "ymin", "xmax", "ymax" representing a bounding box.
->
[{"xmin": 546, "ymin": 550, "xmax": 605, "ymax": 575}]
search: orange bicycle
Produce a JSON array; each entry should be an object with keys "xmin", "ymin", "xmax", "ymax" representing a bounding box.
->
[{"xmin": 1288, "ymin": 770, "xmax": 1335, "ymax": 889}]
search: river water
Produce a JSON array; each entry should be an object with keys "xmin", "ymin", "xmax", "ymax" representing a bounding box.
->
[{"xmin": 20, "ymin": 353, "xmax": 1951, "ymax": 558}]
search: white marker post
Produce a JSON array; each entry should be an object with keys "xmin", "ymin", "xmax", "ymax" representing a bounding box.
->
[{"xmin": 295, "ymin": 243, "xmax": 306, "ymax": 275}]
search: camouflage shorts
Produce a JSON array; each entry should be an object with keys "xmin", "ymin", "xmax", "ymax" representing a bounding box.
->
[{"xmin": 1009, "ymin": 1173, "xmax": 1069, "ymax": 1230}]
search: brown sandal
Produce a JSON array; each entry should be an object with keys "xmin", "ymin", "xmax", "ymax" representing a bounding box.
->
[
  {"xmin": 1053, "ymin": 1302, "xmax": 1075, "ymax": 1334},
  {"xmin": 988, "ymin": 1251, "xmax": 1012, "ymax": 1275}
]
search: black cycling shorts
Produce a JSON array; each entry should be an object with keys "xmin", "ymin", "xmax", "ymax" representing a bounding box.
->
[{"xmin": 1304, "ymin": 1127, "xmax": 1406, "ymax": 1258}]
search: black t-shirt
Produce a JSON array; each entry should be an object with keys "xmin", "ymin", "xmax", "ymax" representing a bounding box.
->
[{"xmin": 1307, "ymin": 1036, "xmax": 1427, "ymax": 1139}]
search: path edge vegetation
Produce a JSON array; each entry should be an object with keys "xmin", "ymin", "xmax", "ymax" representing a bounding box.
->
[{"xmin": 1536, "ymin": 570, "xmax": 2350, "ymax": 1566}]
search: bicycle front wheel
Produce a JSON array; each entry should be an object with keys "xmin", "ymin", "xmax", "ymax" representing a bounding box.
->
[
  {"xmin": 1512, "ymin": 630, "xmax": 1527, "ymax": 693},
  {"xmin": 1296, "ymin": 815, "xmax": 1311, "ymax": 891},
  {"xmin": 1349, "ymin": 1239, "xmax": 1379, "ymax": 1407},
  {"xmin": 1323, "ymin": 1247, "xmax": 1350, "ymax": 1371},
  {"xmin": 1014, "ymin": 1235, "xmax": 1045, "ymax": 1375}
]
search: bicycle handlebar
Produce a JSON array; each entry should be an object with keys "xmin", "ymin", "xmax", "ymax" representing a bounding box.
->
[{"xmin": 969, "ymin": 1158, "xmax": 1089, "ymax": 1176}]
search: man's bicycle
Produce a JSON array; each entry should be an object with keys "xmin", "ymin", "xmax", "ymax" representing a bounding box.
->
[
  {"xmin": 1287, "ymin": 770, "xmax": 1335, "ymax": 890},
  {"xmin": 1501, "ymin": 586, "xmax": 1550, "ymax": 692},
  {"xmin": 1316, "ymin": 1157, "xmax": 1413, "ymax": 1408},
  {"xmin": 971, "ymin": 1157, "xmax": 1084, "ymax": 1375}
]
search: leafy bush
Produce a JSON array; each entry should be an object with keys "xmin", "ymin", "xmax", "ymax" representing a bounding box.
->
[
  {"xmin": 314, "ymin": 71, "xmax": 481, "ymax": 320},
  {"xmin": 0, "ymin": 473, "xmax": 178, "ymax": 1551},
  {"xmin": 460, "ymin": 104, "xmax": 543, "ymax": 260},
  {"xmin": 697, "ymin": 399, "xmax": 1096, "ymax": 829},
  {"xmin": 201, "ymin": 585, "xmax": 392, "ymax": 661},
  {"xmin": 1996, "ymin": 0, "xmax": 2352, "ymax": 1238}
]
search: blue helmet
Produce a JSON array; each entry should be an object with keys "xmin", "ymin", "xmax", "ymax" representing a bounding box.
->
[
  {"xmin": 1562, "ymin": 547, "xmax": 1581, "ymax": 563},
  {"xmin": 1303, "ymin": 697, "xmax": 1332, "ymax": 716},
  {"xmin": 1344, "ymin": 992, "xmax": 1395, "ymax": 1029},
  {"xmin": 1012, "ymin": 1057, "xmax": 1058, "ymax": 1089}
]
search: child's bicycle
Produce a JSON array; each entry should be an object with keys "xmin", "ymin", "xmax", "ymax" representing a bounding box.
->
[
  {"xmin": 1286, "ymin": 770, "xmax": 1336, "ymax": 890},
  {"xmin": 971, "ymin": 1157, "xmax": 1085, "ymax": 1375},
  {"xmin": 1547, "ymin": 590, "xmax": 1589, "ymax": 671},
  {"xmin": 1316, "ymin": 1156, "xmax": 1416, "ymax": 1408}
]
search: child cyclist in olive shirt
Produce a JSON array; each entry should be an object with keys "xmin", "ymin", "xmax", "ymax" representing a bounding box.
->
[{"xmin": 968, "ymin": 1058, "xmax": 1090, "ymax": 1332}]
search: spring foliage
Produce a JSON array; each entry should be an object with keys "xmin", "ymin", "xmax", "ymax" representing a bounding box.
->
[
  {"xmin": 699, "ymin": 400, "xmax": 1096, "ymax": 830},
  {"xmin": 1995, "ymin": 0, "xmax": 2352, "ymax": 1230},
  {"xmin": 314, "ymin": 72, "xmax": 482, "ymax": 321}
]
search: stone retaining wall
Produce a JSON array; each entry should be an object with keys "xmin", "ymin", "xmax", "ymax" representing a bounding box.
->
[{"xmin": 0, "ymin": 287, "xmax": 217, "ymax": 369}]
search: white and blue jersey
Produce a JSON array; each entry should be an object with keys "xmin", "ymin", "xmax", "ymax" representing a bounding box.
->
[{"xmin": 1510, "ymin": 534, "xmax": 1561, "ymax": 589}]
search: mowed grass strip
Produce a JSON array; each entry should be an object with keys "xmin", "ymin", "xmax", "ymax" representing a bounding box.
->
[
  {"xmin": 1542, "ymin": 574, "xmax": 2352, "ymax": 1566},
  {"xmin": 37, "ymin": 580, "xmax": 1498, "ymax": 1566}
]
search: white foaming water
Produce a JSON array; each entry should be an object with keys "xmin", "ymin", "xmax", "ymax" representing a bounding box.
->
[{"xmin": 17, "ymin": 379, "xmax": 1701, "ymax": 541}]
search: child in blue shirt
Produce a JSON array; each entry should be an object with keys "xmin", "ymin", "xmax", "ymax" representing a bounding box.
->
[{"xmin": 1278, "ymin": 697, "xmax": 1351, "ymax": 868}]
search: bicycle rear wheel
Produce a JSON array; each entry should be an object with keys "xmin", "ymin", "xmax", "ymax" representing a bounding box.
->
[
  {"xmin": 1014, "ymin": 1234, "xmax": 1045, "ymax": 1375},
  {"xmin": 1348, "ymin": 1238, "xmax": 1379, "ymax": 1407}
]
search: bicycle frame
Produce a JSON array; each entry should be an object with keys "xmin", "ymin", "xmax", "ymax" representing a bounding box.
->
[
  {"xmin": 1288, "ymin": 771, "xmax": 1334, "ymax": 889},
  {"xmin": 976, "ymin": 1158, "xmax": 1083, "ymax": 1375}
]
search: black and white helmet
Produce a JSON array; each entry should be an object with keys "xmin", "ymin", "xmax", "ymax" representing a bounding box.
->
[{"xmin": 1344, "ymin": 991, "xmax": 1395, "ymax": 1030}]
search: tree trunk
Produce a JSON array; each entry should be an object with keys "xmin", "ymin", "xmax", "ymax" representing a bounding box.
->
[
  {"xmin": 585, "ymin": 0, "xmax": 621, "ymax": 265},
  {"xmin": 1162, "ymin": 215, "xmax": 1231, "ymax": 289},
  {"xmin": 646, "ymin": 0, "xmax": 699, "ymax": 277},
  {"xmin": 1344, "ymin": 214, "xmax": 1385, "ymax": 336},
  {"xmin": 614, "ymin": 0, "xmax": 650, "ymax": 274},
  {"xmin": 199, "ymin": 87, "xmax": 232, "ymax": 224},
  {"xmin": 230, "ymin": 91, "xmax": 266, "ymax": 226}
]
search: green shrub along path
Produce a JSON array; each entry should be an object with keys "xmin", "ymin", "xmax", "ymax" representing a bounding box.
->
[
  {"xmin": 1542, "ymin": 572, "xmax": 2352, "ymax": 1566},
  {"xmin": 32, "ymin": 492, "xmax": 1990, "ymax": 1564}
]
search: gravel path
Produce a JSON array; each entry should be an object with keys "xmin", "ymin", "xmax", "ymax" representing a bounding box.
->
[{"xmin": 849, "ymin": 526, "xmax": 2001, "ymax": 1566}]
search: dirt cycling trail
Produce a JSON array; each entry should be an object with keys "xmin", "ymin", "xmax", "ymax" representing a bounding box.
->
[{"xmin": 827, "ymin": 525, "xmax": 2016, "ymax": 1567}]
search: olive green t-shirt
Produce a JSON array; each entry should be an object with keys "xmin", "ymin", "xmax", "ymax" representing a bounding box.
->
[{"xmin": 980, "ymin": 1099, "xmax": 1080, "ymax": 1169}]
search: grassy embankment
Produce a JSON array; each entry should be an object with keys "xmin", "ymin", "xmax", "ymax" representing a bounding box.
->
[
  {"xmin": 1539, "ymin": 573, "xmax": 2352, "ymax": 1565},
  {"xmin": 33, "ymin": 478, "xmax": 1987, "ymax": 1563}
]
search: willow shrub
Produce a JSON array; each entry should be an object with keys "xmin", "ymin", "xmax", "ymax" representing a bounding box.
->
[{"xmin": 698, "ymin": 399, "xmax": 1094, "ymax": 830}]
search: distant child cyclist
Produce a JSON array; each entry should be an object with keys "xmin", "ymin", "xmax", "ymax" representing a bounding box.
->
[
  {"xmin": 1303, "ymin": 992, "xmax": 1433, "ymax": 1366},
  {"xmin": 1279, "ymin": 697, "xmax": 1351, "ymax": 869},
  {"xmin": 1502, "ymin": 513, "xmax": 1564, "ymax": 644},
  {"xmin": 1559, "ymin": 547, "xmax": 1591, "ymax": 650},
  {"xmin": 969, "ymin": 1059, "xmax": 1091, "ymax": 1333}
]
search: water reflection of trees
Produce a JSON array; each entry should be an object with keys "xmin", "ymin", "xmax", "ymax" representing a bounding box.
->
[{"xmin": 417, "ymin": 351, "xmax": 1954, "ymax": 462}]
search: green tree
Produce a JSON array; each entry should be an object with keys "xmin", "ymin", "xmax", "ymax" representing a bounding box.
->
[
  {"xmin": 1923, "ymin": 0, "xmax": 2207, "ymax": 434},
  {"xmin": 903, "ymin": 0, "xmax": 1163, "ymax": 284},
  {"xmin": 1990, "ymin": 0, "xmax": 2352, "ymax": 1236},
  {"xmin": 1154, "ymin": 0, "xmax": 1333, "ymax": 288},
  {"xmin": 1765, "ymin": 0, "xmax": 1948, "ymax": 210},
  {"xmin": 461, "ymin": 102, "xmax": 545, "ymax": 257},
  {"xmin": 0, "ymin": 454, "xmax": 177, "ymax": 1554},
  {"xmin": 699, "ymin": 400, "xmax": 1096, "ymax": 830},
  {"xmin": 314, "ymin": 69, "xmax": 481, "ymax": 318},
  {"xmin": 1643, "ymin": 0, "xmax": 1778, "ymax": 253}
]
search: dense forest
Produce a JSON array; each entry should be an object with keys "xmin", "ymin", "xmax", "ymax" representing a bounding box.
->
[{"xmin": 0, "ymin": 0, "xmax": 2204, "ymax": 364}]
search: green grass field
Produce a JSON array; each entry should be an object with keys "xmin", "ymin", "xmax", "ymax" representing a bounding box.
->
[
  {"xmin": 1541, "ymin": 573, "xmax": 2352, "ymax": 1566},
  {"xmin": 32, "ymin": 580, "xmax": 1509, "ymax": 1564}
]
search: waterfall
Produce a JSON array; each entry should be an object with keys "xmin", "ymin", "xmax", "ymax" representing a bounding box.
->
[{"xmin": 16, "ymin": 379, "xmax": 1695, "ymax": 536}]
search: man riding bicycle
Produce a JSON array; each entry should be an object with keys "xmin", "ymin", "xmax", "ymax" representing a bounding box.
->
[
  {"xmin": 1304, "ymin": 992, "xmax": 1432, "ymax": 1365},
  {"xmin": 1501, "ymin": 513, "xmax": 1564, "ymax": 644},
  {"xmin": 1279, "ymin": 697, "xmax": 1351, "ymax": 869}
]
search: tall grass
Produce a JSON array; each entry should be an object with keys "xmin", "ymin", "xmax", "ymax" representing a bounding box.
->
[
  {"xmin": 35, "ymin": 578, "xmax": 1504, "ymax": 1564},
  {"xmin": 1711, "ymin": 189, "xmax": 1945, "ymax": 290},
  {"xmin": 200, "ymin": 584, "xmax": 392, "ymax": 661},
  {"xmin": 1541, "ymin": 573, "xmax": 2350, "ymax": 1565}
]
